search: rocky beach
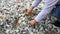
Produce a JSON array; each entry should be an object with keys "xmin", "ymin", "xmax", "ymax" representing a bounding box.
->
[{"xmin": 0, "ymin": 0, "xmax": 60, "ymax": 34}]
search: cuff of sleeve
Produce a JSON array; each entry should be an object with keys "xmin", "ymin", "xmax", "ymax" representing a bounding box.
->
[
  {"xmin": 34, "ymin": 18, "xmax": 41, "ymax": 23},
  {"xmin": 31, "ymin": 4, "xmax": 36, "ymax": 7}
]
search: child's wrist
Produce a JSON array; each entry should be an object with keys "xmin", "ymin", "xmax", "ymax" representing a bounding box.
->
[
  {"xmin": 30, "ymin": 5, "xmax": 34, "ymax": 9},
  {"xmin": 34, "ymin": 19, "xmax": 37, "ymax": 23},
  {"xmin": 34, "ymin": 19, "xmax": 39, "ymax": 23}
]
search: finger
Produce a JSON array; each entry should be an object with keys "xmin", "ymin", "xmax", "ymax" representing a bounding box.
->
[
  {"xmin": 24, "ymin": 12, "xmax": 29, "ymax": 16},
  {"xmin": 28, "ymin": 21, "xmax": 31, "ymax": 25},
  {"xmin": 28, "ymin": 21, "xmax": 33, "ymax": 26}
]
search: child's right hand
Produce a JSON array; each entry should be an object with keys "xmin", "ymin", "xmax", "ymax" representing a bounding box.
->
[
  {"xmin": 24, "ymin": 6, "xmax": 34, "ymax": 16},
  {"xmin": 28, "ymin": 19, "xmax": 36, "ymax": 26}
]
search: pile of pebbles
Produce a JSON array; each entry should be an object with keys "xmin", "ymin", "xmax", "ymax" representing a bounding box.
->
[{"xmin": 0, "ymin": 0, "xmax": 60, "ymax": 34}]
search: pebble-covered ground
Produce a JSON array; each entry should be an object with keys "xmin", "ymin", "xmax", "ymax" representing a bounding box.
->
[{"xmin": 0, "ymin": 0, "xmax": 60, "ymax": 34}]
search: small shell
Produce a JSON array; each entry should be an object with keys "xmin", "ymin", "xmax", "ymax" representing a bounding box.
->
[
  {"xmin": 0, "ymin": 15, "xmax": 3, "ymax": 20},
  {"xmin": 18, "ymin": 19, "xmax": 22, "ymax": 24}
]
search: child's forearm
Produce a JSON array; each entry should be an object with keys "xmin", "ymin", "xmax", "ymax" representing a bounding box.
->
[
  {"xmin": 29, "ymin": 0, "xmax": 42, "ymax": 10},
  {"xmin": 34, "ymin": 0, "xmax": 59, "ymax": 22},
  {"xmin": 31, "ymin": 0, "xmax": 42, "ymax": 7}
]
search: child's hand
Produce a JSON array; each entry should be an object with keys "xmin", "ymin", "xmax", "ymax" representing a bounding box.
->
[
  {"xmin": 24, "ymin": 6, "xmax": 34, "ymax": 16},
  {"xmin": 28, "ymin": 19, "xmax": 36, "ymax": 26}
]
